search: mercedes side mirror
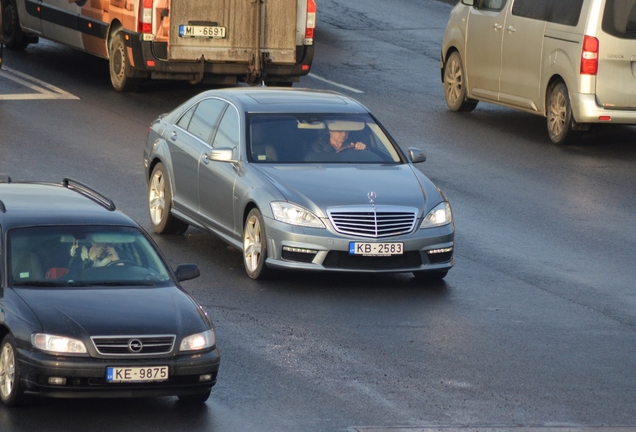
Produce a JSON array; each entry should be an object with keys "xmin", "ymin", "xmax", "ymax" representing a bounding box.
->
[{"xmin": 408, "ymin": 147, "xmax": 427, "ymax": 163}]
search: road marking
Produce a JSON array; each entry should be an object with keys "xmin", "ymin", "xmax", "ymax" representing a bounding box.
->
[
  {"xmin": 349, "ymin": 428, "xmax": 636, "ymax": 432},
  {"xmin": 307, "ymin": 72, "xmax": 364, "ymax": 94},
  {"xmin": 0, "ymin": 67, "xmax": 80, "ymax": 100}
]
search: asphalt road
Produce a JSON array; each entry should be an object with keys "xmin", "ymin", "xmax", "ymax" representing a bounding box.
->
[{"xmin": 1, "ymin": 0, "xmax": 635, "ymax": 431}]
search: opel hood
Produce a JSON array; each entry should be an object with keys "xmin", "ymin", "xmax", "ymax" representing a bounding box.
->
[{"xmin": 14, "ymin": 286, "xmax": 208, "ymax": 339}]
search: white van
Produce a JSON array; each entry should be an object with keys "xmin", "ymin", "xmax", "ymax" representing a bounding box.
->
[
  {"xmin": 441, "ymin": 0, "xmax": 636, "ymax": 144},
  {"xmin": 1, "ymin": 0, "xmax": 316, "ymax": 91}
]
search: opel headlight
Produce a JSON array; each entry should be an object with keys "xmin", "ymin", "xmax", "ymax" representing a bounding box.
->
[
  {"xmin": 421, "ymin": 202, "xmax": 453, "ymax": 228},
  {"xmin": 31, "ymin": 334, "xmax": 87, "ymax": 354},
  {"xmin": 180, "ymin": 329, "xmax": 216, "ymax": 352},
  {"xmin": 270, "ymin": 202, "xmax": 325, "ymax": 228}
]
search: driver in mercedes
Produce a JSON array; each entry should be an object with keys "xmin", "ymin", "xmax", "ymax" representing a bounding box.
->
[{"xmin": 310, "ymin": 120, "xmax": 367, "ymax": 154}]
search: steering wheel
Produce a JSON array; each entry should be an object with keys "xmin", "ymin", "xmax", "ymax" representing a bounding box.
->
[{"xmin": 106, "ymin": 260, "xmax": 138, "ymax": 267}]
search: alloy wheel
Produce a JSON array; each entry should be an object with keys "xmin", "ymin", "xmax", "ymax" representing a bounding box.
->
[
  {"xmin": 0, "ymin": 342, "xmax": 15, "ymax": 400},
  {"xmin": 243, "ymin": 214, "xmax": 263, "ymax": 273},
  {"xmin": 548, "ymin": 88, "xmax": 567, "ymax": 139},
  {"xmin": 149, "ymin": 170, "xmax": 166, "ymax": 226},
  {"xmin": 445, "ymin": 57, "xmax": 462, "ymax": 106}
]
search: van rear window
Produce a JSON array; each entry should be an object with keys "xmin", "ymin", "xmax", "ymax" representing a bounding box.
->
[
  {"xmin": 603, "ymin": 0, "xmax": 636, "ymax": 39},
  {"xmin": 512, "ymin": 0, "xmax": 583, "ymax": 27}
]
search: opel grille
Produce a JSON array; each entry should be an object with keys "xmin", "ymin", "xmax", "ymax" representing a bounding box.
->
[{"xmin": 91, "ymin": 335, "xmax": 176, "ymax": 356}]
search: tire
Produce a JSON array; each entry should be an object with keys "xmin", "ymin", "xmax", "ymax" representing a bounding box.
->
[
  {"xmin": 109, "ymin": 32, "xmax": 141, "ymax": 92},
  {"xmin": 412, "ymin": 270, "xmax": 448, "ymax": 281},
  {"xmin": 547, "ymin": 81, "xmax": 581, "ymax": 145},
  {"xmin": 443, "ymin": 51, "xmax": 478, "ymax": 112},
  {"xmin": 0, "ymin": 334, "xmax": 28, "ymax": 407},
  {"xmin": 148, "ymin": 163, "xmax": 189, "ymax": 235},
  {"xmin": 243, "ymin": 208, "xmax": 274, "ymax": 280},
  {"xmin": 1, "ymin": 0, "xmax": 28, "ymax": 50},
  {"xmin": 177, "ymin": 389, "xmax": 211, "ymax": 404}
]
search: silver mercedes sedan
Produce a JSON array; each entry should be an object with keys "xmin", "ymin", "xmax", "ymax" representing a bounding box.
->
[{"xmin": 143, "ymin": 88, "xmax": 454, "ymax": 280}]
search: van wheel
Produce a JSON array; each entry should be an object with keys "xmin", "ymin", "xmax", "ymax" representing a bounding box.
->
[
  {"xmin": 109, "ymin": 32, "xmax": 141, "ymax": 92},
  {"xmin": 547, "ymin": 81, "xmax": 581, "ymax": 145},
  {"xmin": 148, "ymin": 163, "xmax": 189, "ymax": 235},
  {"xmin": 1, "ymin": 0, "xmax": 28, "ymax": 49},
  {"xmin": 444, "ymin": 51, "xmax": 478, "ymax": 112}
]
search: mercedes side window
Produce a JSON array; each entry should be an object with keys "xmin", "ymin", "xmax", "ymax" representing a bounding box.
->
[
  {"xmin": 212, "ymin": 106, "xmax": 240, "ymax": 150},
  {"xmin": 176, "ymin": 105, "xmax": 196, "ymax": 130},
  {"xmin": 187, "ymin": 99, "xmax": 227, "ymax": 143}
]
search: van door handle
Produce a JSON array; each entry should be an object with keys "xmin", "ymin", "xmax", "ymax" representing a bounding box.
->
[
  {"xmin": 170, "ymin": 131, "xmax": 177, "ymax": 141},
  {"xmin": 494, "ymin": 23, "xmax": 503, "ymax": 30},
  {"xmin": 507, "ymin": 26, "xmax": 516, "ymax": 32}
]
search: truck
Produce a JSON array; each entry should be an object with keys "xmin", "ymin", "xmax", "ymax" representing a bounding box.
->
[{"xmin": 0, "ymin": 0, "xmax": 316, "ymax": 91}]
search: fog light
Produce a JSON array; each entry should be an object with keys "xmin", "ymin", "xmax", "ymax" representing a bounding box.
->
[
  {"xmin": 428, "ymin": 247, "xmax": 453, "ymax": 254},
  {"xmin": 48, "ymin": 377, "xmax": 67, "ymax": 386},
  {"xmin": 283, "ymin": 246, "xmax": 318, "ymax": 254},
  {"xmin": 199, "ymin": 374, "xmax": 213, "ymax": 382}
]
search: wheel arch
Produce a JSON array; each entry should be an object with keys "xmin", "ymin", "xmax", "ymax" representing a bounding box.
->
[
  {"xmin": 441, "ymin": 47, "xmax": 460, "ymax": 83},
  {"xmin": 0, "ymin": 325, "xmax": 10, "ymax": 345},
  {"xmin": 242, "ymin": 202, "xmax": 259, "ymax": 232},
  {"xmin": 106, "ymin": 20, "xmax": 124, "ymax": 57},
  {"xmin": 544, "ymin": 74, "xmax": 569, "ymax": 118}
]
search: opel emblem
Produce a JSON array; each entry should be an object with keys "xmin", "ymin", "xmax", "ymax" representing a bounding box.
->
[
  {"xmin": 128, "ymin": 339, "xmax": 143, "ymax": 353},
  {"xmin": 367, "ymin": 191, "xmax": 377, "ymax": 203}
]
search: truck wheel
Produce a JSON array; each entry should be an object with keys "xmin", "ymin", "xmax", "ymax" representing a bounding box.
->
[
  {"xmin": 547, "ymin": 81, "xmax": 581, "ymax": 145},
  {"xmin": 443, "ymin": 51, "xmax": 478, "ymax": 112},
  {"xmin": 1, "ymin": 0, "xmax": 28, "ymax": 49},
  {"xmin": 148, "ymin": 163, "xmax": 189, "ymax": 235},
  {"xmin": 109, "ymin": 32, "xmax": 141, "ymax": 92}
]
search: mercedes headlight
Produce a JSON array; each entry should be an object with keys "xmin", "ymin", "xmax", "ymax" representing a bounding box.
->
[
  {"xmin": 421, "ymin": 202, "xmax": 453, "ymax": 228},
  {"xmin": 180, "ymin": 329, "xmax": 216, "ymax": 352},
  {"xmin": 270, "ymin": 202, "xmax": 325, "ymax": 228},
  {"xmin": 32, "ymin": 334, "xmax": 88, "ymax": 354}
]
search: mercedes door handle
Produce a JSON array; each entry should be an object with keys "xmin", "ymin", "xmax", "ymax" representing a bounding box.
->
[
  {"xmin": 494, "ymin": 23, "xmax": 503, "ymax": 30},
  {"xmin": 507, "ymin": 26, "xmax": 516, "ymax": 32},
  {"xmin": 170, "ymin": 131, "xmax": 177, "ymax": 141}
]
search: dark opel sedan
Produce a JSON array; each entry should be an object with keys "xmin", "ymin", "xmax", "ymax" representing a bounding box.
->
[{"xmin": 0, "ymin": 179, "xmax": 220, "ymax": 406}]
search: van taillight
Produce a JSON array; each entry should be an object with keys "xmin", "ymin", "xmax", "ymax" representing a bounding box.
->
[
  {"xmin": 305, "ymin": 0, "xmax": 316, "ymax": 42},
  {"xmin": 138, "ymin": 0, "xmax": 154, "ymax": 34},
  {"xmin": 580, "ymin": 35, "xmax": 599, "ymax": 75}
]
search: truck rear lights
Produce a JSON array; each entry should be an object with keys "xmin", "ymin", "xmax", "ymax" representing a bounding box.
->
[
  {"xmin": 305, "ymin": 0, "xmax": 316, "ymax": 43},
  {"xmin": 580, "ymin": 35, "xmax": 599, "ymax": 75},
  {"xmin": 138, "ymin": 0, "xmax": 154, "ymax": 34}
]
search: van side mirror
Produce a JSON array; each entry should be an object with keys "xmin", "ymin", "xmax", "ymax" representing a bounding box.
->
[
  {"xmin": 408, "ymin": 147, "xmax": 427, "ymax": 164},
  {"xmin": 174, "ymin": 264, "xmax": 200, "ymax": 282}
]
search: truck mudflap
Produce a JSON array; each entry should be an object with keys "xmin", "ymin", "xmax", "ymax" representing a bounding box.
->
[{"xmin": 127, "ymin": 32, "xmax": 313, "ymax": 85}]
